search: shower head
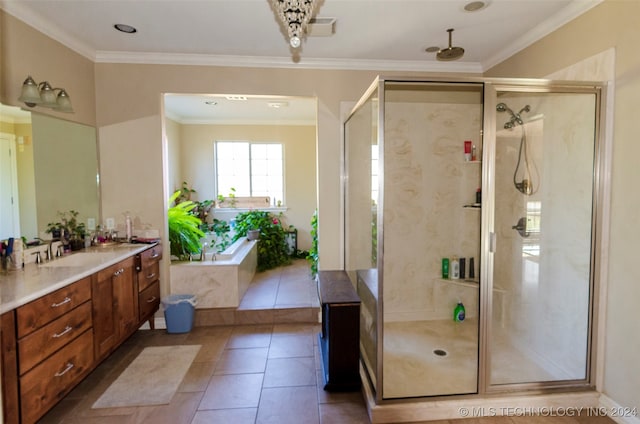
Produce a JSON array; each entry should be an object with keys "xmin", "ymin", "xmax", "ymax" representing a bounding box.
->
[
  {"xmin": 497, "ymin": 102, "xmax": 530, "ymax": 129},
  {"xmin": 518, "ymin": 105, "xmax": 531, "ymax": 115},
  {"xmin": 436, "ymin": 29, "xmax": 465, "ymax": 61}
]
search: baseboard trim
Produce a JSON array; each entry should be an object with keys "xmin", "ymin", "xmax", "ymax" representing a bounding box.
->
[{"xmin": 599, "ymin": 394, "xmax": 640, "ymax": 424}]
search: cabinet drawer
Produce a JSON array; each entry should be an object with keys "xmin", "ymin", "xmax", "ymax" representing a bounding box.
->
[
  {"xmin": 18, "ymin": 301, "xmax": 92, "ymax": 375},
  {"xmin": 139, "ymin": 281, "xmax": 160, "ymax": 321},
  {"xmin": 20, "ymin": 329, "xmax": 94, "ymax": 424},
  {"xmin": 138, "ymin": 261, "xmax": 160, "ymax": 292},
  {"xmin": 96, "ymin": 256, "xmax": 135, "ymax": 282},
  {"xmin": 137, "ymin": 244, "xmax": 162, "ymax": 270},
  {"xmin": 16, "ymin": 277, "xmax": 92, "ymax": 338}
]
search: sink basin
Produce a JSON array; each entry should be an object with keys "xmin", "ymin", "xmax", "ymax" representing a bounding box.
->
[{"xmin": 39, "ymin": 251, "xmax": 122, "ymax": 268}]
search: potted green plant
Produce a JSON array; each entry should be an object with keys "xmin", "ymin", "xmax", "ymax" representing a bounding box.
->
[
  {"xmin": 46, "ymin": 210, "xmax": 86, "ymax": 251},
  {"xmin": 168, "ymin": 190, "xmax": 205, "ymax": 261},
  {"xmin": 232, "ymin": 210, "xmax": 290, "ymax": 271}
]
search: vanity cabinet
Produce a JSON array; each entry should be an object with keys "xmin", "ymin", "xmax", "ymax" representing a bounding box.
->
[
  {"xmin": 14, "ymin": 277, "xmax": 94, "ymax": 423},
  {"xmin": 92, "ymin": 256, "xmax": 137, "ymax": 361},
  {"xmin": 1, "ymin": 244, "xmax": 162, "ymax": 423},
  {"xmin": 136, "ymin": 244, "xmax": 162, "ymax": 328}
]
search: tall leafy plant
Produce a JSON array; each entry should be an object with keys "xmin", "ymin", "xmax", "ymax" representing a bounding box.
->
[
  {"xmin": 306, "ymin": 209, "xmax": 318, "ymax": 277},
  {"xmin": 168, "ymin": 190, "xmax": 205, "ymax": 260},
  {"xmin": 233, "ymin": 210, "xmax": 290, "ymax": 271}
]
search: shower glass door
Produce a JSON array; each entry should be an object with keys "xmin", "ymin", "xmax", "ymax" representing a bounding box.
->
[{"xmin": 488, "ymin": 89, "xmax": 599, "ymax": 387}]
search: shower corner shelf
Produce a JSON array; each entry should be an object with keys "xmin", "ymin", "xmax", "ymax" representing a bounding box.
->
[
  {"xmin": 463, "ymin": 204, "xmax": 481, "ymax": 209},
  {"xmin": 437, "ymin": 278, "xmax": 479, "ymax": 288},
  {"xmin": 465, "ymin": 160, "xmax": 482, "ymax": 164}
]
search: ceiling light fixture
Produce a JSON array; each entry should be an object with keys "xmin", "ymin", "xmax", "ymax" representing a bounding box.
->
[
  {"xmin": 464, "ymin": 1, "xmax": 487, "ymax": 12},
  {"xmin": 114, "ymin": 23, "xmax": 137, "ymax": 33},
  {"xmin": 18, "ymin": 75, "xmax": 74, "ymax": 113},
  {"xmin": 269, "ymin": 0, "xmax": 317, "ymax": 48}
]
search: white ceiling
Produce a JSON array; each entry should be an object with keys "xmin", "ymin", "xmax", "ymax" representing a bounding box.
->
[{"xmin": 1, "ymin": 0, "xmax": 602, "ymax": 124}]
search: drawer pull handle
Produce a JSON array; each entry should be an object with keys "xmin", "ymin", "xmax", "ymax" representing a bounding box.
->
[
  {"xmin": 51, "ymin": 297, "xmax": 71, "ymax": 308},
  {"xmin": 52, "ymin": 325, "xmax": 73, "ymax": 338},
  {"xmin": 113, "ymin": 268, "xmax": 125, "ymax": 276},
  {"xmin": 150, "ymin": 252, "xmax": 160, "ymax": 259},
  {"xmin": 146, "ymin": 272, "xmax": 156, "ymax": 280},
  {"xmin": 146, "ymin": 296, "xmax": 157, "ymax": 303},
  {"xmin": 54, "ymin": 362, "xmax": 74, "ymax": 377}
]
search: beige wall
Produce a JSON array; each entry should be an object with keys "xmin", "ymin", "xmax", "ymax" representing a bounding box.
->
[
  {"xmin": 172, "ymin": 123, "xmax": 317, "ymax": 250},
  {"xmin": 0, "ymin": 11, "xmax": 96, "ymax": 126},
  {"xmin": 485, "ymin": 0, "xmax": 640, "ymax": 413}
]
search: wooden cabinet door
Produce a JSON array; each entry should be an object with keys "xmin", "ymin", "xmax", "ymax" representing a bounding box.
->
[
  {"xmin": 92, "ymin": 268, "xmax": 117, "ymax": 360},
  {"xmin": 113, "ymin": 257, "xmax": 137, "ymax": 340},
  {"xmin": 93, "ymin": 256, "xmax": 136, "ymax": 359}
]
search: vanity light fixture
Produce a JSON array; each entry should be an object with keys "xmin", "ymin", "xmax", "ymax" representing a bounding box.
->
[
  {"xmin": 18, "ymin": 76, "xmax": 74, "ymax": 113},
  {"xmin": 269, "ymin": 0, "xmax": 317, "ymax": 48}
]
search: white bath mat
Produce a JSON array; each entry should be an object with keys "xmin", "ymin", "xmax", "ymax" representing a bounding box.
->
[{"xmin": 92, "ymin": 345, "xmax": 201, "ymax": 408}]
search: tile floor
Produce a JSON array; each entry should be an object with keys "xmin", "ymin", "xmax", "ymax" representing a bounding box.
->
[{"xmin": 38, "ymin": 260, "xmax": 614, "ymax": 424}]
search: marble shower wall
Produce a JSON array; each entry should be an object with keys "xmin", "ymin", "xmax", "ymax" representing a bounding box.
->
[{"xmin": 382, "ymin": 101, "xmax": 482, "ymax": 322}]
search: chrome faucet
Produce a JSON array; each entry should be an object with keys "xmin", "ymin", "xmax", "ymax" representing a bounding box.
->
[
  {"xmin": 199, "ymin": 244, "xmax": 207, "ymax": 261},
  {"xmin": 32, "ymin": 251, "xmax": 42, "ymax": 264}
]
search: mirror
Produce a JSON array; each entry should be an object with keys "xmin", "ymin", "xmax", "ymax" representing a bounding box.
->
[{"xmin": 0, "ymin": 103, "xmax": 100, "ymax": 241}]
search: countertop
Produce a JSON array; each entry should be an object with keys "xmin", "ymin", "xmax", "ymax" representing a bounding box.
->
[{"xmin": 0, "ymin": 243, "xmax": 156, "ymax": 315}]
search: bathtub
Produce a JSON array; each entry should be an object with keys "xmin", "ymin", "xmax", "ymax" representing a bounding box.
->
[{"xmin": 169, "ymin": 238, "xmax": 258, "ymax": 308}]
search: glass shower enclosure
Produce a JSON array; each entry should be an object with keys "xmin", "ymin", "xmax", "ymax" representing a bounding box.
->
[{"xmin": 344, "ymin": 77, "xmax": 604, "ymax": 401}]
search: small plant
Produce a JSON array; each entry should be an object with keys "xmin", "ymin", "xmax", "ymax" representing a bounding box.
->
[
  {"xmin": 217, "ymin": 187, "xmax": 237, "ymax": 208},
  {"xmin": 176, "ymin": 181, "xmax": 214, "ymax": 224},
  {"xmin": 46, "ymin": 210, "xmax": 86, "ymax": 241},
  {"xmin": 168, "ymin": 190, "xmax": 205, "ymax": 261},
  {"xmin": 211, "ymin": 218, "xmax": 231, "ymax": 252},
  {"xmin": 233, "ymin": 210, "xmax": 290, "ymax": 271},
  {"xmin": 306, "ymin": 209, "xmax": 318, "ymax": 277}
]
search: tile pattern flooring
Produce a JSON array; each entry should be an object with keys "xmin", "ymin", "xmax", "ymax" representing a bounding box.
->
[{"xmin": 38, "ymin": 260, "xmax": 614, "ymax": 424}]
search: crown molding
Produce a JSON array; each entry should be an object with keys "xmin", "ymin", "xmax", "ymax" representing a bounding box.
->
[
  {"xmin": 481, "ymin": 0, "xmax": 604, "ymax": 71},
  {"xmin": 0, "ymin": 0, "xmax": 96, "ymax": 61},
  {"xmin": 95, "ymin": 50, "xmax": 483, "ymax": 73}
]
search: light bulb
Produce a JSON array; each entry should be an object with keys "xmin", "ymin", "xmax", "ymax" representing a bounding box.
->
[{"xmin": 289, "ymin": 36, "xmax": 301, "ymax": 48}]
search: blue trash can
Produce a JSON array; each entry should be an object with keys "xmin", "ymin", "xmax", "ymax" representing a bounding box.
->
[{"xmin": 162, "ymin": 294, "xmax": 197, "ymax": 333}]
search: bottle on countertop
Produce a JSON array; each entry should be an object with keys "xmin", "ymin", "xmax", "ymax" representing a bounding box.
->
[{"xmin": 125, "ymin": 214, "xmax": 133, "ymax": 242}]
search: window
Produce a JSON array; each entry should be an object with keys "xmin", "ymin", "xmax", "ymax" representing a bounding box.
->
[{"xmin": 215, "ymin": 141, "xmax": 284, "ymax": 205}]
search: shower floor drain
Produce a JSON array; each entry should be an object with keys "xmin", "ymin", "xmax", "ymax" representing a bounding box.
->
[{"xmin": 433, "ymin": 349, "xmax": 448, "ymax": 357}]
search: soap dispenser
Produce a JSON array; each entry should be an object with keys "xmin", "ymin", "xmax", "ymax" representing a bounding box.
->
[{"xmin": 454, "ymin": 302, "xmax": 466, "ymax": 322}]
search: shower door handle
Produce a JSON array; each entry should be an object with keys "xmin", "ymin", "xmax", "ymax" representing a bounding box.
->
[{"xmin": 512, "ymin": 217, "xmax": 530, "ymax": 238}]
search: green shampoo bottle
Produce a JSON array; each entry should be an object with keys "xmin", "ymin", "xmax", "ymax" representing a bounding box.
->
[{"xmin": 454, "ymin": 302, "xmax": 466, "ymax": 322}]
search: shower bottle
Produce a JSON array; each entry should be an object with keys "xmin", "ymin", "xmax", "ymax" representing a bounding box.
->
[{"xmin": 454, "ymin": 302, "xmax": 466, "ymax": 322}]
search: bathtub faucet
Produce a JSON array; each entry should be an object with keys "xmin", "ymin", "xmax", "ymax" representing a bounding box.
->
[{"xmin": 199, "ymin": 244, "xmax": 207, "ymax": 261}]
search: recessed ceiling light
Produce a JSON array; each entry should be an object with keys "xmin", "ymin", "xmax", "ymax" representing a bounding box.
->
[
  {"xmin": 114, "ymin": 23, "xmax": 137, "ymax": 33},
  {"xmin": 425, "ymin": 46, "xmax": 440, "ymax": 53},
  {"xmin": 464, "ymin": 1, "xmax": 487, "ymax": 12},
  {"xmin": 225, "ymin": 96, "xmax": 248, "ymax": 101}
]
